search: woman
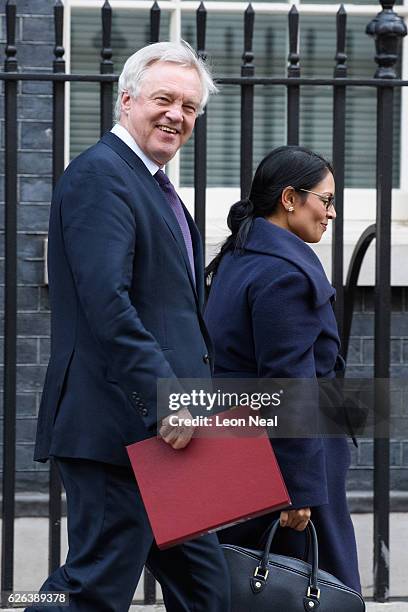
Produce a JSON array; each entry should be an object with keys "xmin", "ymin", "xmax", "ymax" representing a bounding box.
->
[{"xmin": 204, "ymin": 145, "xmax": 361, "ymax": 592}]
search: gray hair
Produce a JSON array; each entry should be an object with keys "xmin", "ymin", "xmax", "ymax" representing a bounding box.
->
[{"xmin": 114, "ymin": 40, "xmax": 218, "ymax": 122}]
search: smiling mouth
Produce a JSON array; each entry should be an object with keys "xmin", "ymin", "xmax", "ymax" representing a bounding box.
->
[{"xmin": 157, "ymin": 125, "xmax": 179, "ymax": 135}]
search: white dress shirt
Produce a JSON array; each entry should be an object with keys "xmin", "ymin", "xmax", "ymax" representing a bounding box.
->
[{"xmin": 111, "ymin": 123, "xmax": 160, "ymax": 176}]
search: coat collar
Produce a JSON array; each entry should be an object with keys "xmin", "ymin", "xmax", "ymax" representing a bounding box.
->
[{"xmin": 245, "ymin": 218, "xmax": 335, "ymax": 308}]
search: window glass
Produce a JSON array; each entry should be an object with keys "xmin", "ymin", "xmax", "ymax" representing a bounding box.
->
[
  {"xmin": 70, "ymin": 8, "xmax": 170, "ymax": 159},
  {"xmin": 181, "ymin": 11, "xmax": 401, "ymax": 188},
  {"xmin": 181, "ymin": 11, "xmax": 287, "ymax": 187},
  {"xmin": 298, "ymin": 14, "xmax": 401, "ymax": 188},
  {"xmin": 70, "ymin": 7, "xmax": 402, "ymax": 189}
]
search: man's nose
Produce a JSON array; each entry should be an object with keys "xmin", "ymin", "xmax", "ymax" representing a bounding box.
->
[{"xmin": 165, "ymin": 104, "xmax": 183, "ymax": 123}]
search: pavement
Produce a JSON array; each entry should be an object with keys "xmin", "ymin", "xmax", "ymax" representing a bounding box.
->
[
  {"xmin": 2, "ymin": 513, "xmax": 407, "ymax": 610},
  {"xmin": 4, "ymin": 602, "xmax": 408, "ymax": 611},
  {"xmin": 3, "ymin": 604, "xmax": 408, "ymax": 611}
]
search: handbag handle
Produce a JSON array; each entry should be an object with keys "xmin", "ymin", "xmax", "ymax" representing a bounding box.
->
[
  {"xmin": 257, "ymin": 519, "xmax": 312, "ymax": 562},
  {"xmin": 252, "ymin": 519, "xmax": 321, "ymax": 604}
]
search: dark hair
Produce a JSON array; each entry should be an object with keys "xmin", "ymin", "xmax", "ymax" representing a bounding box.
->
[{"xmin": 205, "ymin": 145, "xmax": 333, "ymax": 283}]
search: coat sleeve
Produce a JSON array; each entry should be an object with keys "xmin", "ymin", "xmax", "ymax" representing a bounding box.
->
[
  {"xmin": 249, "ymin": 269, "xmax": 329, "ymax": 508},
  {"xmin": 60, "ymin": 169, "xmax": 182, "ymax": 430}
]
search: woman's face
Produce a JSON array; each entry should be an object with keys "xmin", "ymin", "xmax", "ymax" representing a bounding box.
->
[{"xmin": 287, "ymin": 171, "xmax": 336, "ymax": 243}]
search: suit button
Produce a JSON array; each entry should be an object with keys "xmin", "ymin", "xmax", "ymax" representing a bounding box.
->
[
  {"xmin": 203, "ymin": 354, "xmax": 210, "ymax": 364},
  {"xmin": 141, "ymin": 408, "xmax": 148, "ymax": 417}
]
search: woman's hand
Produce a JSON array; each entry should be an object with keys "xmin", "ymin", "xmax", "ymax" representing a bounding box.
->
[{"xmin": 280, "ymin": 507, "xmax": 311, "ymax": 531}]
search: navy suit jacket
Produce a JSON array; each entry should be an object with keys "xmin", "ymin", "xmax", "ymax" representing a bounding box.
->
[
  {"xmin": 35, "ymin": 132, "xmax": 212, "ymax": 466},
  {"xmin": 205, "ymin": 218, "xmax": 344, "ymax": 508}
]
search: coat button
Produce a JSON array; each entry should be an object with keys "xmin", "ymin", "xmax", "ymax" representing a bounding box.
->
[
  {"xmin": 141, "ymin": 407, "xmax": 148, "ymax": 417},
  {"xmin": 203, "ymin": 354, "xmax": 210, "ymax": 364}
]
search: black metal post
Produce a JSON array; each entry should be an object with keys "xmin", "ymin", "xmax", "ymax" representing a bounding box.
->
[
  {"xmin": 48, "ymin": 0, "xmax": 66, "ymax": 577},
  {"xmin": 142, "ymin": 8, "xmax": 161, "ymax": 603},
  {"xmin": 287, "ymin": 5, "xmax": 300, "ymax": 145},
  {"xmin": 332, "ymin": 5, "xmax": 347, "ymax": 342},
  {"xmin": 373, "ymin": 83, "xmax": 392, "ymax": 603},
  {"xmin": 240, "ymin": 3, "xmax": 255, "ymax": 199},
  {"xmin": 100, "ymin": 0, "xmax": 113, "ymax": 135},
  {"xmin": 150, "ymin": 1, "xmax": 161, "ymax": 43},
  {"xmin": 143, "ymin": 567, "xmax": 156, "ymax": 605},
  {"xmin": 53, "ymin": 0, "xmax": 65, "ymax": 183},
  {"xmin": 194, "ymin": 2, "xmax": 208, "ymax": 244},
  {"xmin": 262, "ymin": 28, "xmax": 275, "ymax": 151},
  {"xmin": 1, "ymin": 0, "xmax": 18, "ymax": 600},
  {"xmin": 366, "ymin": 0, "xmax": 407, "ymax": 601}
]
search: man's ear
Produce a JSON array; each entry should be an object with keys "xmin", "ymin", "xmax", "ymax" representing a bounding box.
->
[{"xmin": 121, "ymin": 91, "xmax": 131, "ymax": 115}]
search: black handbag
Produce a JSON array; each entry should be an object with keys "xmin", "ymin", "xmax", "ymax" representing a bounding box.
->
[{"xmin": 221, "ymin": 519, "xmax": 366, "ymax": 611}]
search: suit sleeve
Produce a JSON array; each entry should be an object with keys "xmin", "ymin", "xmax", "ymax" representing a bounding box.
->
[
  {"xmin": 249, "ymin": 269, "xmax": 329, "ymax": 508},
  {"xmin": 60, "ymin": 169, "xmax": 181, "ymax": 431}
]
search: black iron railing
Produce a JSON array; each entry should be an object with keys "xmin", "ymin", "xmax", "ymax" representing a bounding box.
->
[
  {"xmin": 2, "ymin": 0, "xmax": 17, "ymax": 600},
  {"xmin": 1, "ymin": 0, "xmax": 407, "ymax": 605}
]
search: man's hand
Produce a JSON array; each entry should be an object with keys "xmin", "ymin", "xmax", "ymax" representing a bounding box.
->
[
  {"xmin": 159, "ymin": 407, "xmax": 195, "ymax": 450},
  {"xmin": 280, "ymin": 507, "xmax": 311, "ymax": 531}
]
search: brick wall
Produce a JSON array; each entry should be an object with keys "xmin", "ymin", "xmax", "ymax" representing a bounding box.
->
[
  {"xmin": 0, "ymin": 0, "xmax": 54, "ymax": 496},
  {"xmin": 346, "ymin": 288, "xmax": 408, "ymax": 509}
]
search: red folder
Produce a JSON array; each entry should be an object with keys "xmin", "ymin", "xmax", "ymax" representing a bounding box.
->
[{"xmin": 126, "ymin": 407, "xmax": 291, "ymax": 549}]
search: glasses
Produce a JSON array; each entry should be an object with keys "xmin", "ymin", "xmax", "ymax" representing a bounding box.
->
[{"xmin": 299, "ymin": 189, "xmax": 335, "ymax": 212}]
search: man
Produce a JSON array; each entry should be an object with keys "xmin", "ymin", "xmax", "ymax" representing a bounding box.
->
[{"xmin": 30, "ymin": 41, "xmax": 230, "ymax": 612}]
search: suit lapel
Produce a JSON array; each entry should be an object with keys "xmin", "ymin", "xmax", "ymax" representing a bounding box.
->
[
  {"xmin": 101, "ymin": 132, "xmax": 201, "ymax": 301},
  {"xmin": 101, "ymin": 132, "xmax": 151, "ymax": 176}
]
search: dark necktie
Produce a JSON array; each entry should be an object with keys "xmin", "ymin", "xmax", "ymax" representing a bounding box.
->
[{"xmin": 154, "ymin": 169, "xmax": 195, "ymax": 283}]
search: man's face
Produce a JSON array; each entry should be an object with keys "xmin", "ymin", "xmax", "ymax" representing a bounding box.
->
[{"xmin": 120, "ymin": 61, "xmax": 202, "ymax": 167}]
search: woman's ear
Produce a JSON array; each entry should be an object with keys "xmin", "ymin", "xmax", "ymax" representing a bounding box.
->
[{"xmin": 281, "ymin": 186, "xmax": 296, "ymax": 213}]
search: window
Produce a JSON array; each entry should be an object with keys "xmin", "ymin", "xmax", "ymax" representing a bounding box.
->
[
  {"xmin": 179, "ymin": 11, "xmax": 401, "ymax": 188},
  {"xmin": 70, "ymin": 8, "xmax": 170, "ymax": 160},
  {"xmin": 69, "ymin": 1, "xmax": 404, "ymax": 189}
]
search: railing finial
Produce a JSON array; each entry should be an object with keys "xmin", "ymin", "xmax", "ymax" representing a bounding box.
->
[
  {"xmin": 150, "ymin": 1, "xmax": 161, "ymax": 43},
  {"xmin": 334, "ymin": 4, "xmax": 347, "ymax": 78},
  {"xmin": 366, "ymin": 0, "xmax": 407, "ymax": 79},
  {"xmin": 242, "ymin": 3, "xmax": 255, "ymax": 70},
  {"xmin": 288, "ymin": 5, "xmax": 300, "ymax": 78},
  {"xmin": 196, "ymin": 2, "xmax": 207, "ymax": 61},
  {"xmin": 54, "ymin": 0, "xmax": 65, "ymax": 73},
  {"xmin": 5, "ymin": 0, "xmax": 17, "ymax": 72},
  {"xmin": 101, "ymin": 0, "xmax": 113, "ymax": 70}
]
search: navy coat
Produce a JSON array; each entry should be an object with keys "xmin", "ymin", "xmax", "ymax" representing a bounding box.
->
[
  {"xmin": 205, "ymin": 218, "xmax": 361, "ymax": 591},
  {"xmin": 35, "ymin": 132, "xmax": 213, "ymax": 466}
]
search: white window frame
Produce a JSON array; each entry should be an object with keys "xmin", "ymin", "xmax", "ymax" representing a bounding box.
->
[{"xmin": 64, "ymin": 0, "xmax": 408, "ymax": 283}]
